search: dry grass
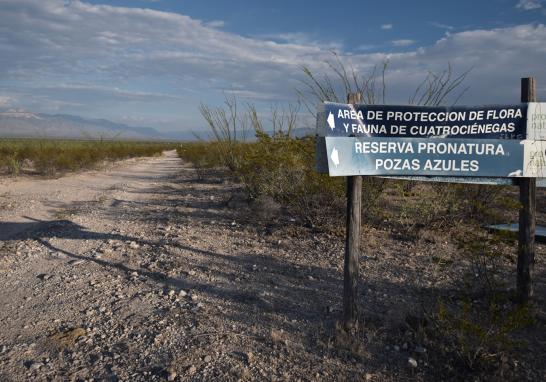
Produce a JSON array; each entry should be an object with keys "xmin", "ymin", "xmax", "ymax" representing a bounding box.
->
[{"xmin": 0, "ymin": 139, "xmax": 176, "ymax": 176}]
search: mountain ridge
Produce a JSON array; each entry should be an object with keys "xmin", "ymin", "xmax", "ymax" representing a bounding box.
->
[{"xmin": 0, "ymin": 110, "xmax": 189, "ymax": 141}]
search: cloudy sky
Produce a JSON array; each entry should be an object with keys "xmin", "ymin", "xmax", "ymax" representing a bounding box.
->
[{"xmin": 1, "ymin": 0, "xmax": 546, "ymax": 134}]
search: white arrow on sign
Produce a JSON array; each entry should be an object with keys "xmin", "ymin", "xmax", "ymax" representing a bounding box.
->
[
  {"xmin": 330, "ymin": 147, "xmax": 340, "ymax": 167},
  {"xmin": 327, "ymin": 112, "xmax": 335, "ymax": 130}
]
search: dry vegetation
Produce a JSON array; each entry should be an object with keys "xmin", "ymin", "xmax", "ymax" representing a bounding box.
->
[
  {"xmin": 176, "ymin": 131, "xmax": 545, "ymax": 381},
  {"xmin": 173, "ymin": 60, "xmax": 545, "ymax": 380},
  {"xmin": 0, "ymin": 139, "xmax": 176, "ymax": 176},
  {"xmin": 0, "ymin": 59, "xmax": 542, "ymax": 381}
]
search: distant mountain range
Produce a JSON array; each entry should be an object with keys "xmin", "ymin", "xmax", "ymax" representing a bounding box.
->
[
  {"xmin": 0, "ymin": 110, "xmax": 193, "ymax": 141},
  {"xmin": 0, "ymin": 110, "xmax": 315, "ymax": 141}
]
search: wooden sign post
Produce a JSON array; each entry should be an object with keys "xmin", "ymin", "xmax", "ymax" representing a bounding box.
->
[
  {"xmin": 321, "ymin": 81, "xmax": 543, "ymax": 329},
  {"xmin": 343, "ymin": 92, "xmax": 362, "ymax": 330},
  {"xmin": 518, "ymin": 77, "xmax": 537, "ymax": 304}
]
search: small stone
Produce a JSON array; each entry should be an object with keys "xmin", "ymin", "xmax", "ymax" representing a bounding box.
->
[
  {"xmin": 188, "ymin": 270, "xmax": 196, "ymax": 276},
  {"xmin": 129, "ymin": 241, "xmax": 140, "ymax": 249},
  {"xmin": 394, "ymin": 345, "xmax": 400, "ymax": 352},
  {"xmin": 188, "ymin": 365, "xmax": 197, "ymax": 374},
  {"xmin": 178, "ymin": 290, "xmax": 188, "ymax": 297},
  {"xmin": 204, "ymin": 355, "xmax": 212, "ymax": 363},
  {"xmin": 190, "ymin": 294, "xmax": 198, "ymax": 301},
  {"xmin": 408, "ymin": 357, "xmax": 418, "ymax": 368},
  {"xmin": 245, "ymin": 352, "xmax": 253, "ymax": 364},
  {"xmin": 402, "ymin": 342, "xmax": 408, "ymax": 350},
  {"xmin": 68, "ymin": 260, "xmax": 85, "ymax": 266},
  {"xmin": 167, "ymin": 370, "xmax": 177, "ymax": 381},
  {"xmin": 29, "ymin": 362, "xmax": 43, "ymax": 371},
  {"xmin": 1, "ymin": 345, "xmax": 7, "ymax": 353},
  {"xmin": 167, "ymin": 290, "xmax": 175, "ymax": 297}
]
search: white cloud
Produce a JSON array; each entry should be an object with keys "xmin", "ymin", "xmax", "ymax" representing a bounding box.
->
[
  {"xmin": 381, "ymin": 24, "xmax": 546, "ymax": 105},
  {"xmin": 516, "ymin": 0, "xmax": 542, "ymax": 10},
  {"xmin": 391, "ymin": 39, "xmax": 416, "ymax": 47},
  {"xmin": 0, "ymin": 96, "xmax": 14, "ymax": 106},
  {"xmin": 1, "ymin": 1, "xmax": 546, "ymax": 131},
  {"xmin": 206, "ymin": 20, "xmax": 225, "ymax": 28},
  {"xmin": 355, "ymin": 44, "xmax": 378, "ymax": 51},
  {"xmin": 0, "ymin": 0, "xmax": 332, "ymax": 98},
  {"xmin": 381, "ymin": 24, "xmax": 393, "ymax": 30},
  {"xmin": 255, "ymin": 32, "xmax": 342, "ymax": 50},
  {"xmin": 430, "ymin": 21, "xmax": 454, "ymax": 30}
]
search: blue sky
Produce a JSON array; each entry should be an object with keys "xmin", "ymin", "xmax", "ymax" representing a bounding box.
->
[{"xmin": 1, "ymin": 0, "xmax": 546, "ymax": 134}]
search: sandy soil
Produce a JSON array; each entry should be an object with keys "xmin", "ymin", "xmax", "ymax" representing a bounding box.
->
[{"xmin": 0, "ymin": 150, "xmax": 544, "ymax": 381}]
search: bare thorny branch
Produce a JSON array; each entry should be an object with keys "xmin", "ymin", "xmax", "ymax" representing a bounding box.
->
[
  {"xmin": 297, "ymin": 52, "xmax": 471, "ymax": 117},
  {"xmin": 409, "ymin": 63, "xmax": 473, "ymax": 106},
  {"xmin": 201, "ymin": 52, "xmax": 471, "ymax": 141}
]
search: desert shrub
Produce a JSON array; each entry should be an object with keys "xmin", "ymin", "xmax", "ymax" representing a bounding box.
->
[
  {"xmin": 0, "ymin": 145, "xmax": 22, "ymax": 175},
  {"xmin": 185, "ymin": 58, "xmax": 471, "ymax": 228},
  {"xmin": 431, "ymin": 183, "xmax": 518, "ymax": 224},
  {"xmin": 0, "ymin": 139, "xmax": 175, "ymax": 176},
  {"xmin": 178, "ymin": 136, "xmax": 347, "ymax": 227},
  {"xmin": 6, "ymin": 154, "xmax": 22, "ymax": 176},
  {"xmin": 237, "ymin": 134, "xmax": 346, "ymax": 226},
  {"xmin": 426, "ymin": 294, "xmax": 535, "ymax": 376},
  {"xmin": 410, "ymin": 226, "xmax": 535, "ymax": 378},
  {"xmin": 383, "ymin": 180, "xmax": 519, "ymax": 240},
  {"xmin": 177, "ymin": 142, "xmax": 226, "ymax": 180},
  {"xmin": 453, "ymin": 227, "xmax": 521, "ymax": 299}
]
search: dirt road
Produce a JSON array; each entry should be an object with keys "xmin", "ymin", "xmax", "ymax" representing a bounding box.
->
[
  {"xmin": 0, "ymin": 151, "xmax": 182, "ymax": 241},
  {"xmin": 0, "ymin": 150, "xmax": 544, "ymax": 381},
  {"xmin": 0, "ymin": 151, "xmax": 358, "ymax": 381}
]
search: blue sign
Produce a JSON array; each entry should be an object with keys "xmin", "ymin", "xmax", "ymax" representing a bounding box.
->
[
  {"xmin": 318, "ymin": 102, "xmax": 546, "ymax": 140},
  {"xmin": 324, "ymin": 137, "xmax": 546, "ymax": 177}
]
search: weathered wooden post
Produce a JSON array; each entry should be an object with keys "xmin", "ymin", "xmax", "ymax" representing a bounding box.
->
[
  {"xmin": 343, "ymin": 92, "xmax": 362, "ymax": 330},
  {"xmin": 517, "ymin": 77, "xmax": 537, "ymax": 304},
  {"xmin": 318, "ymin": 89, "xmax": 543, "ymax": 322}
]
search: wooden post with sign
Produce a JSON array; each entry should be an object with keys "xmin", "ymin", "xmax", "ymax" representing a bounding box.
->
[
  {"xmin": 316, "ymin": 86, "xmax": 545, "ymax": 318},
  {"xmin": 517, "ymin": 77, "xmax": 537, "ymax": 304},
  {"xmin": 343, "ymin": 92, "xmax": 362, "ymax": 330}
]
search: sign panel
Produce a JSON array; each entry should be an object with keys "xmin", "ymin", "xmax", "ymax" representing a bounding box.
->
[
  {"xmin": 324, "ymin": 137, "xmax": 546, "ymax": 177},
  {"xmin": 318, "ymin": 102, "xmax": 546, "ymax": 140}
]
